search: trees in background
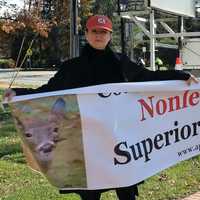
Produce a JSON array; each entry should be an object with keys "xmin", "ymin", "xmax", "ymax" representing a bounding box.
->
[
  {"xmin": 0, "ymin": 0, "xmax": 56, "ymax": 68},
  {"xmin": 0, "ymin": 0, "xmax": 94, "ymax": 68}
]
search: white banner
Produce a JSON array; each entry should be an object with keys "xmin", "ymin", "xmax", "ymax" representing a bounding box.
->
[
  {"xmin": 7, "ymin": 80, "xmax": 200, "ymax": 190},
  {"xmin": 150, "ymin": 0, "xmax": 195, "ymax": 17}
]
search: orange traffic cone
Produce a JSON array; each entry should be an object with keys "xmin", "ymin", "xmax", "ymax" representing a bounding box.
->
[{"xmin": 175, "ymin": 57, "xmax": 183, "ymax": 70}]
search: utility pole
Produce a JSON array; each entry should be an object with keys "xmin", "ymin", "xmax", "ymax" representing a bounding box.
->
[
  {"xmin": 178, "ymin": 16, "xmax": 184, "ymax": 57},
  {"xmin": 150, "ymin": 9, "xmax": 156, "ymax": 71},
  {"xmin": 70, "ymin": 0, "xmax": 79, "ymax": 58},
  {"xmin": 121, "ymin": 17, "xmax": 126, "ymax": 54}
]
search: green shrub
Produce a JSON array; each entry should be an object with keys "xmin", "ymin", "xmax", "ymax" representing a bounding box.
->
[{"xmin": 0, "ymin": 58, "xmax": 15, "ymax": 68}]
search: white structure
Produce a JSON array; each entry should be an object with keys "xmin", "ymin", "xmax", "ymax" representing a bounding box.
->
[
  {"xmin": 182, "ymin": 38, "xmax": 200, "ymax": 69},
  {"xmin": 119, "ymin": 0, "xmax": 200, "ymax": 70},
  {"xmin": 150, "ymin": 0, "xmax": 195, "ymax": 17}
]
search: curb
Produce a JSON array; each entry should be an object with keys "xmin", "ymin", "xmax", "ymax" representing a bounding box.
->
[{"xmin": 0, "ymin": 68, "xmax": 57, "ymax": 73}]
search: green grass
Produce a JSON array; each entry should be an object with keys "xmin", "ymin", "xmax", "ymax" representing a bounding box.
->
[{"xmin": 0, "ymin": 89, "xmax": 200, "ymax": 200}]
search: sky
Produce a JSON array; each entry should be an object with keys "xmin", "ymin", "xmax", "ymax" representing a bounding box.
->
[
  {"xmin": 7, "ymin": 0, "xmax": 24, "ymax": 7},
  {"xmin": 1, "ymin": 0, "xmax": 24, "ymax": 8},
  {"xmin": 0, "ymin": 0, "xmax": 24, "ymax": 16}
]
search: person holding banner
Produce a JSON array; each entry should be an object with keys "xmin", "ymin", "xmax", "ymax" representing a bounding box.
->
[{"xmin": 4, "ymin": 15, "xmax": 199, "ymax": 200}]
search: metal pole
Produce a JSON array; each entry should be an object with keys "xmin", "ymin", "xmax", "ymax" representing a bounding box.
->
[
  {"xmin": 154, "ymin": 32, "xmax": 200, "ymax": 38},
  {"xmin": 70, "ymin": 0, "xmax": 79, "ymax": 58},
  {"xmin": 74, "ymin": 0, "xmax": 79, "ymax": 57},
  {"xmin": 178, "ymin": 16, "xmax": 184, "ymax": 57},
  {"xmin": 129, "ymin": 23, "xmax": 134, "ymax": 61},
  {"xmin": 117, "ymin": 0, "xmax": 121, "ymax": 15},
  {"xmin": 150, "ymin": 9, "xmax": 156, "ymax": 71},
  {"xmin": 121, "ymin": 17, "xmax": 126, "ymax": 54},
  {"xmin": 69, "ymin": 0, "xmax": 73, "ymax": 58}
]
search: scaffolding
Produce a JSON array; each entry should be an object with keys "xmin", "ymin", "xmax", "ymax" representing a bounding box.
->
[{"xmin": 118, "ymin": 0, "xmax": 200, "ymax": 70}]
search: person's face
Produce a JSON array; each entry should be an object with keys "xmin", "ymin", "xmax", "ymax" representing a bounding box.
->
[{"xmin": 85, "ymin": 28, "xmax": 111, "ymax": 50}]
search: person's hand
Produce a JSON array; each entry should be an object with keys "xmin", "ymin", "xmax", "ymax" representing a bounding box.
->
[
  {"xmin": 3, "ymin": 89, "xmax": 16, "ymax": 102},
  {"xmin": 186, "ymin": 74, "xmax": 199, "ymax": 85}
]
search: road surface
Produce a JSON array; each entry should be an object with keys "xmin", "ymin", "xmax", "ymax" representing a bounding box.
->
[{"xmin": 0, "ymin": 70, "xmax": 56, "ymax": 88}]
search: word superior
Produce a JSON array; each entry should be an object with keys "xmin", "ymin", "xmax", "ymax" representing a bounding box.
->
[{"xmin": 114, "ymin": 120, "xmax": 200, "ymax": 165}]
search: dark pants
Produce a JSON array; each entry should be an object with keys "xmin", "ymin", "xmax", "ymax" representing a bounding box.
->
[
  {"xmin": 60, "ymin": 185, "xmax": 139, "ymax": 200},
  {"xmin": 79, "ymin": 189, "xmax": 136, "ymax": 200},
  {"xmin": 79, "ymin": 190, "xmax": 101, "ymax": 200},
  {"xmin": 116, "ymin": 188, "xmax": 136, "ymax": 200}
]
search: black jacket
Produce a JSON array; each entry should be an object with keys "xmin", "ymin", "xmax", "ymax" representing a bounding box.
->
[
  {"xmin": 14, "ymin": 44, "xmax": 190, "ymax": 95},
  {"xmin": 13, "ymin": 44, "xmax": 191, "ymax": 197}
]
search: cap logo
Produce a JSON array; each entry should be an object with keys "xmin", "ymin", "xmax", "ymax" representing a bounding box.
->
[{"xmin": 97, "ymin": 17, "xmax": 106, "ymax": 24}]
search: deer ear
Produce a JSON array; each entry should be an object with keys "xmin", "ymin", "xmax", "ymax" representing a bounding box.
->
[{"xmin": 51, "ymin": 98, "xmax": 67, "ymax": 115}]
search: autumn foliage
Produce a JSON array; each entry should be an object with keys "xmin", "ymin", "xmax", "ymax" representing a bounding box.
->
[
  {"xmin": 0, "ymin": 0, "xmax": 94, "ymax": 37},
  {"xmin": 0, "ymin": 0, "xmax": 96, "ymax": 68}
]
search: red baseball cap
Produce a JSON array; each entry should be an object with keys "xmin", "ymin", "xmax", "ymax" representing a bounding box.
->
[{"xmin": 86, "ymin": 15, "xmax": 113, "ymax": 32}]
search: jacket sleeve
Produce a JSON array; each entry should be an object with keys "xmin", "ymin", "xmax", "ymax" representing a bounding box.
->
[
  {"xmin": 122, "ymin": 55, "xmax": 191, "ymax": 82},
  {"xmin": 13, "ymin": 62, "xmax": 71, "ymax": 96}
]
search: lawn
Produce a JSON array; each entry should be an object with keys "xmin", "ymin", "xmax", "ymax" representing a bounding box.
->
[{"xmin": 0, "ymin": 89, "xmax": 200, "ymax": 200}]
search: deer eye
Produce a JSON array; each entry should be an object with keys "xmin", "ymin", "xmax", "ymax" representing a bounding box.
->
[
  {"xmin": 25, "ymin": 133, "xmax": 32, "ymax": 137},
  {"xmin": 53, "ymin": 128, "xmax": 58, "ymax": 132}
]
